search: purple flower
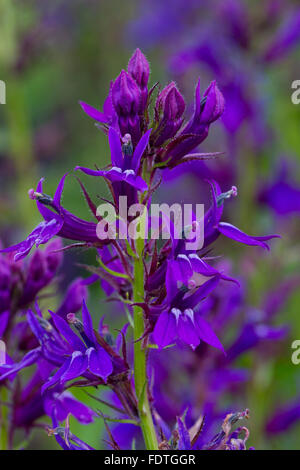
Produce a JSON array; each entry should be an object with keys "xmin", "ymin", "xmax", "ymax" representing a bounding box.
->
[
  {"xmin": 0, "ymin": 301, "xmax": 128, "ymax": 391},
  {"xmin": 203, "ymin": 180, "xmax": 280, "ymax": 249},
  {"xmin": 76, "ymin": 127, "xmax": 150, "ymax": 201},
  {"xmin": 43, "ymin": 302, "xmax": 114, "ymax": 390},
  {"xmin": 152, "ymin": 275, "xmax": 224, "ymax": 352},
  {"xmin": 1, "ymin": 174, "xmax": 102, "ymax": 260}
]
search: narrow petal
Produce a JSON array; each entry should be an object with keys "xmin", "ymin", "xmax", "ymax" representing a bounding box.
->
[
  {"xmin": 60, "ymin": 351, "xmax": 88, "ymax": 383},
  {"xmin": 153, "ymin": 310, "xmax": 177, "ymax": 349},
  {"xmin": 87, "ymin": 347, "xmax": 113, "ymax": 381},
  {"xmin": 132, "ymin": 129, "xmax": 151, "ymax": 172},
  {"xmin": 0, "ymin": 348, "xmax": 41, "ymax": 382},
  {"xmin": 218, "ymin": 222, "xmax": 280, "ymax": 250},
  {"xmin": 177, "ymin": 313, "xmax": 200, "ymax": 349},
  {"xmin": 53, "ymin": 173, "xmax": 68, "ymax": 207},
  {"xmin": 81, "ymin": 300, "xmax": 97, "ymax": 345},
  {"xmin": 181, "ymin": 276, "xmax": 220, "ymax": 309},
  {"xmin": 79, "ymin": 101, "xmax": 109, "ymax": 123},
  {"xmin": 50, "ymin": 311, "xmax": 85, "ymax": 352},
  {"xmin": 108, "ymin": 127, "xmax": 123, "ymax": 167},
  {"xmin": 61, "ymin": 395, "xmax": 96, "ymax": 424},
  {"xmin": 41, "ymin": 360, "xmax": 71, "ymax": 394},
  {"xmin": 194, "ymin": 313, "xmax": 225, "ymax": 353},
  {"xmin": 0, "ymin": 311, "xmax": 9, "ymax": 337},
  {"xmin": 177, "ymin": 417, "xmax": 192, "ymax": 450}
]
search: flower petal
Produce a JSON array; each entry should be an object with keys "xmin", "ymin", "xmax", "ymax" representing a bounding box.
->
[
  {"xmin": 87, "ymin": 347, "xmax": 113, "ymax": 380},
  {"xmin": 218, "ymin": 222, "xmax": 280, "ymax": 250},
  {"xmin": 60, "ymin": 351, "xmax": 88, "ymax": 383},
  {"xmin": 153, "ymin": 310, "xmax": 177, "ymax": 349},
  {"xmin": 194, "ymin": 313, "xmax": 225, "ymax": 353},
  {"xmin": 79, "ymin": 101, "xmax": 109, "ymax": 123}
]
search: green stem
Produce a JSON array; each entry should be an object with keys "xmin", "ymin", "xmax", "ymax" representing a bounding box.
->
[
  {"xmin": 0, "ymin": 388, "xmax": 9, "ymax": 450},
  {"xmin": 133, "ymin": 220, "xmax": 158, "ymax": 450}
]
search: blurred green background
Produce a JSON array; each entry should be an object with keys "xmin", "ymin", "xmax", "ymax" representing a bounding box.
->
[{"xmin": 0, "ymin": 0, "xmax": 300, "ymax": 450}]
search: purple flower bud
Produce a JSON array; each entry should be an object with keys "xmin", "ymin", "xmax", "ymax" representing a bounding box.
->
[
  {"xmin": 200, "ymin": 80, "xmax": 225, "ymax": 125},
  {"xmin": 112, "ymin": 70, "xmax": 141, "ymax": 144},
  {"xmin": 153, "ymin": 82, "xmax": 185, "ymax": 146},
  {"xmin": 128, "ymin": 48, "xmax": 150, "ymax": 111},
  {"xmin": 156, "ymin": 82, "xmax": 185, "ymax": 121},
  {"xmin": 164, "ymin": 80, "xmax": 224, "ymax": 165}
]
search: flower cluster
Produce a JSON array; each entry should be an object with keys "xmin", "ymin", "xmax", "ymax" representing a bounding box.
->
[{"xmin": 0, "ymin": 49, "xmax": 280, "ymax": 450}]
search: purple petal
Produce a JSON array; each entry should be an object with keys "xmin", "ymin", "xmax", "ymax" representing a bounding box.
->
[
  {"xmin": 0, "ymin": 348, "xmax": 41, "ymax": 382},
  {"xmin": 81, "ymin": 300, "xmax": 97, "ymax": 345},
  {"xmin": 50, "ymin": 311, "xmax": 85, "ymax": 353},
  {"xmin": 177, "ymin": 312, "xmax": 200, "ymax": 349},
  {"xmin": 194, "ymin": 313, "xmax": 225, "ymax": 353},
  {"xmin": 60, "ymin": 351, "xmax": 88, "ymax": 383},
  {"xmin": 108, "ymin": 127, "xmax": 123, "ymax": 167},
  {"xmin": 177, "ymin": 417, "xmax": 191, "ymax": 450},
  {"xmin": 59, "ymin": 393, "xmax": 96, "ymax": 424},
  {"xmin": 79, "ymin": 101, "xmax": 109, "ymax": 123},
  {"xmin": 0, "ymin": 219, "xmax": 63, "ymax": 261},
  {"xmin": 153, "ymin": 310, "xmax": 177, "ymax": 349},
  {"xmin": 87, "ymin": 347, "xmax": 113, "ymax": 380},
  {"xmin": 181, "ymin": 276, "xmax": 220, "ymax": 309},
  {"xmin": 0, "ymin": 311, "xmax": 9, "ymax": 337},
  {"xmin": 132, "ymin": 129, "xmax": 151, "ymax": 172},
  {"xmin": 53, "ymin": 173, "xmax": 68, "ymax": 207},
  {"xmin": 42, "ymin": 360, "xmax": 71, "ymax": 394},
  {"xmin": 218, "ymin": 222, "xmax": 280, "ymax": 250}
]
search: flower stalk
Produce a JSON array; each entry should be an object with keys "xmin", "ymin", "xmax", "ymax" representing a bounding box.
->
[{"xmin": 133, "ymin": 212, "xmax": 158, "ymax": 450}]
